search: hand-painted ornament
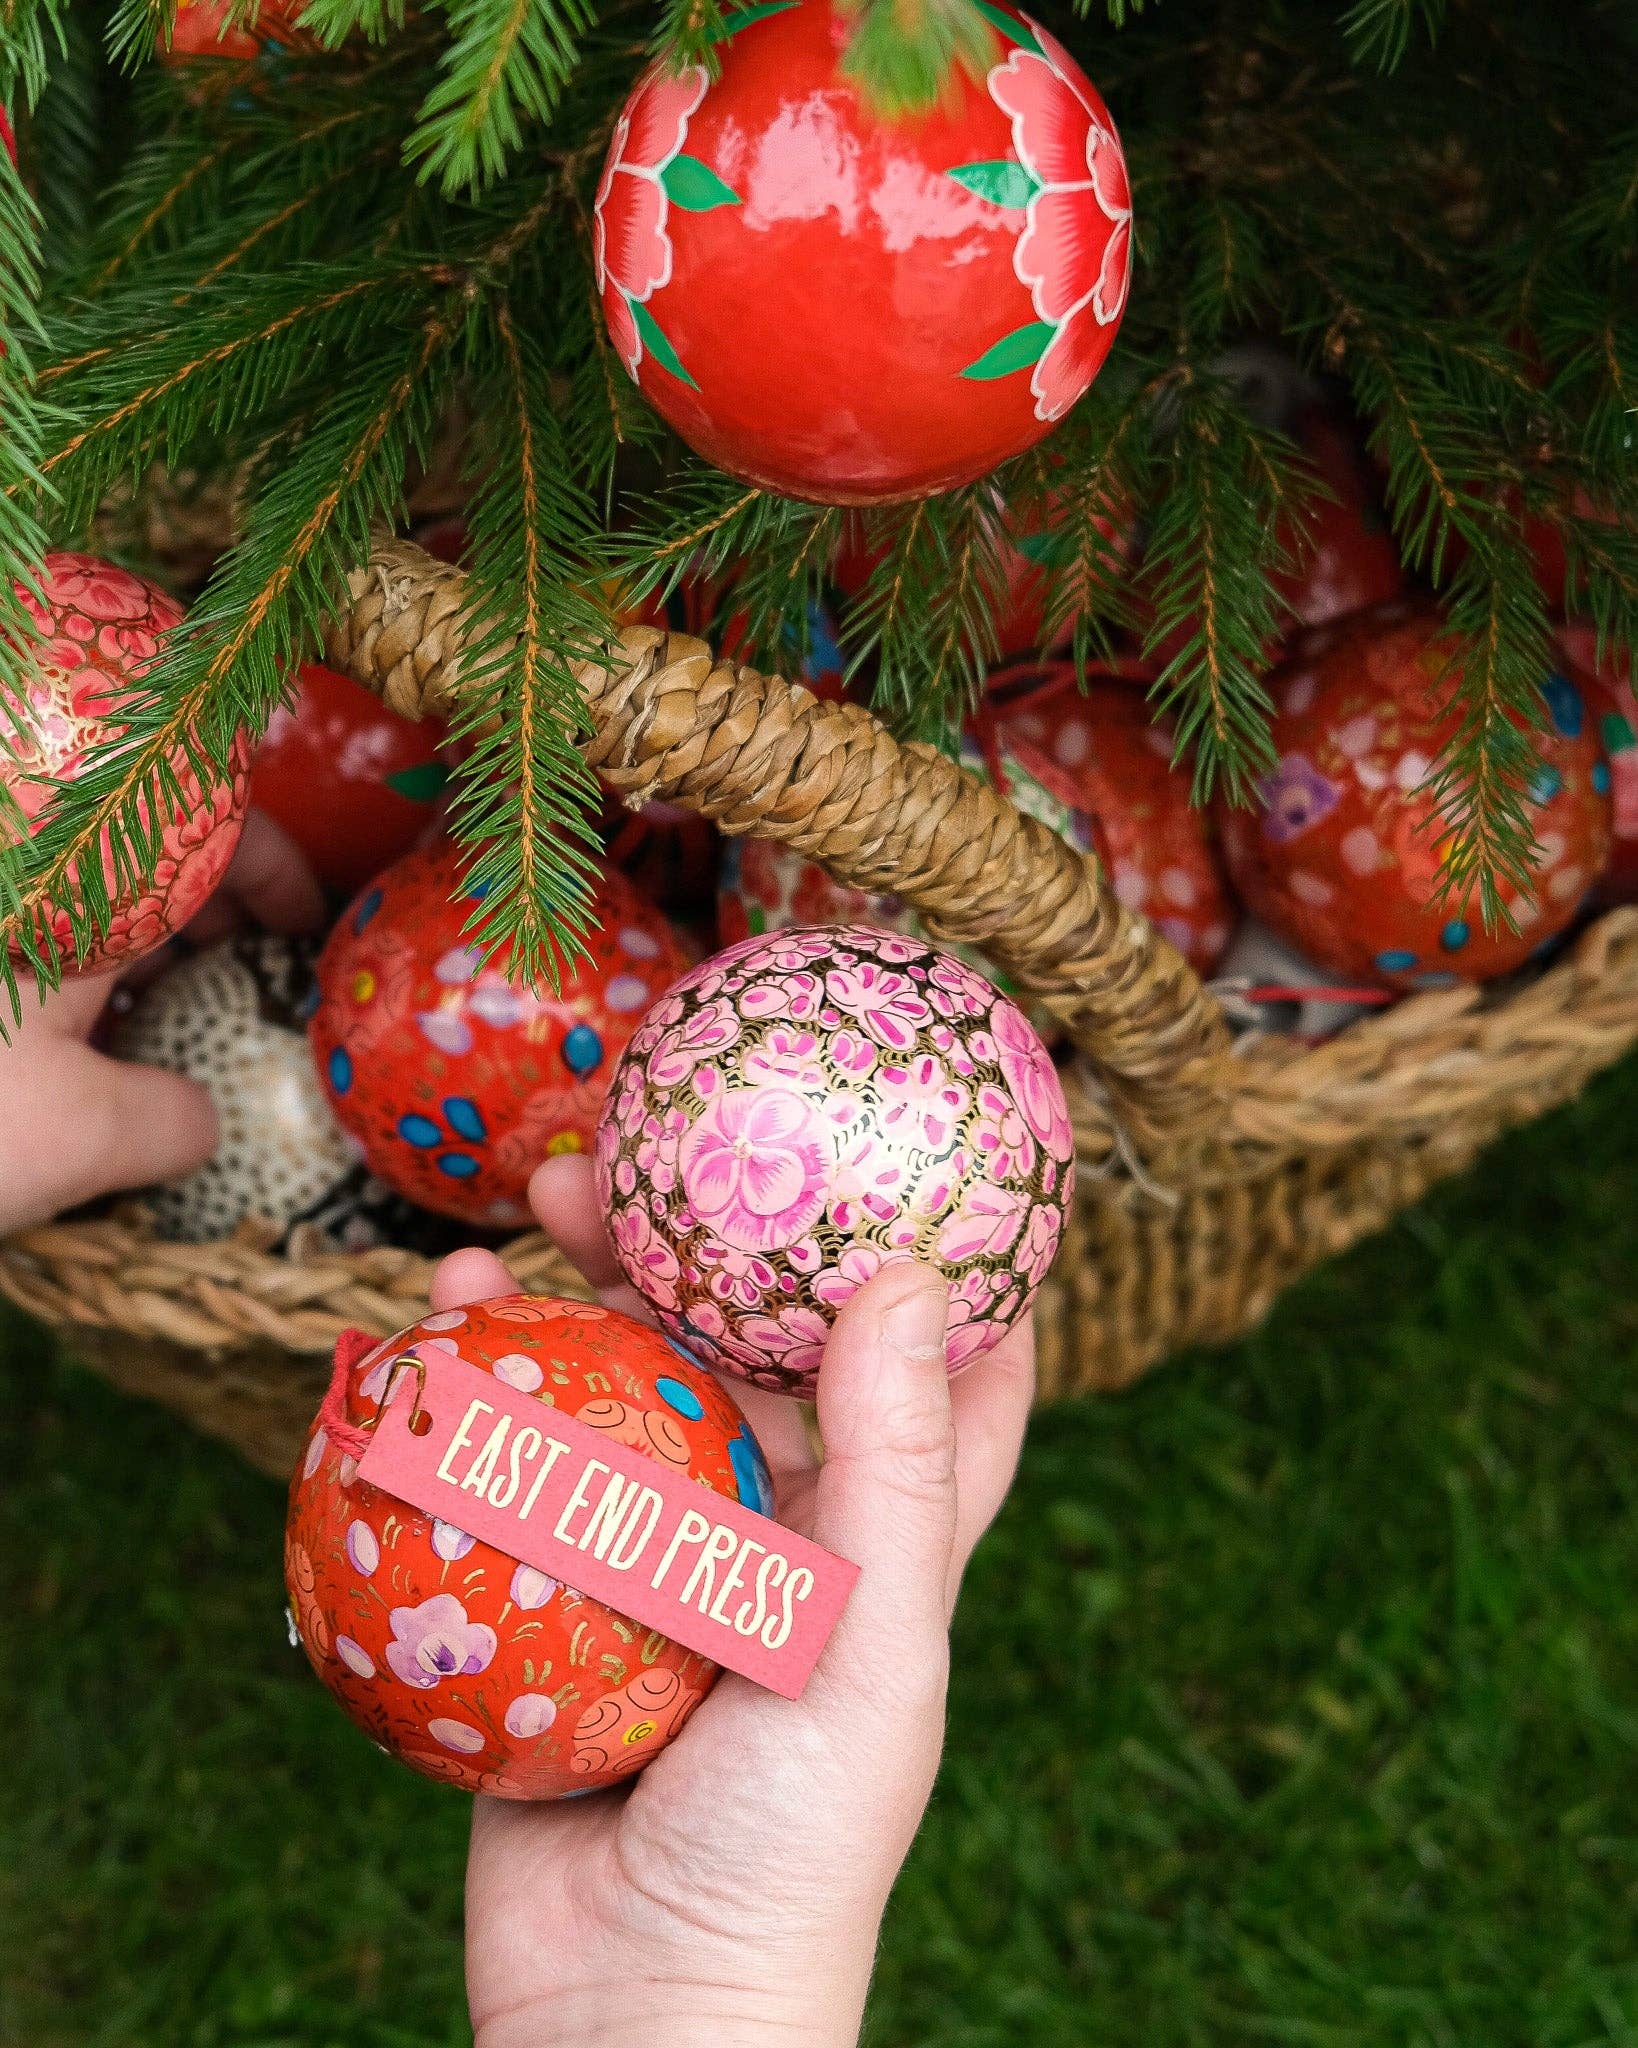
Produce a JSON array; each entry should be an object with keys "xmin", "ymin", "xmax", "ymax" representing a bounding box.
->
[
  {"xmin": 595, "ymin": 926, "xmax": 1074, "ymax": 1396},
  {"xmin": 996, "ymin": 667, "xmax": 1235, "ymax": 973},
  {"xmin": 165, "ymin": 0, "xmax": 316, "ymax": 57},
  {"xmin": 1219, "ymin": 603, "xmax": 1613, "ymax": 989},
  {"xmin": 250, "ymin": 663, "xmax": 449, "ymax": 897},
  {"xmin": 112, "ymin": 935, "xmax": 366, "ymax": 1244},
  {"xmin": 593, "ymin": 0, "xmax": 1131, "ymax": 502},
  {"xmin": 1, "ymin": 552, "xmax": 250, "ymax": 970},
  {"xmin": 1558, "ymin": 621, "xmax": 1637, "ymax": 904},
  {"xmin": 311, "ymin": 843, "xmax": 692, "ymax": 1227},
  {"xmin": 286, "ymin": 1296, "xmax": 771, "ymax": 1798}
]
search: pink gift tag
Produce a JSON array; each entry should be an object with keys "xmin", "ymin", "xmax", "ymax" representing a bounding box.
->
[{"xmin": 357, "ymin": 1348, "xmax": 857, "ymax": 1701}]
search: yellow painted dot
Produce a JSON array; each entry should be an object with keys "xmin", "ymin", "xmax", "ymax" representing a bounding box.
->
[
  {"xmin": 625, "ymin": 1720, "xmax": 657, "ymax": 1746},
  {"xmin": 352, "ymin": 969, "xmax": 377, "ymax": 1003},
  {"xmin": 545, "ymin": 1130, "xmax": 584, "ymax": 1156}
]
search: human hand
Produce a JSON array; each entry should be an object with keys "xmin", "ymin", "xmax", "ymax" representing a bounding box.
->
[
  {"xmin": 430, "ymin": 1152, "xmax": 1036, "ymax": 2048},
  {"xmin": 0, "ymin": 809, "xmax": 324, "ymax": 1235}
]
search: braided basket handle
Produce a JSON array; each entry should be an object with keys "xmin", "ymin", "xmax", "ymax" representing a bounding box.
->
[{"xmin": 324, "ymin": 538, "xmax": 1230, "ymax": 1154}]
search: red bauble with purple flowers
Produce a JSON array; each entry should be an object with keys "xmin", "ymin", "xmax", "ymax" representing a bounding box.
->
[
  {"xmin": 310, "ymin": 842, "xmax": 692, "ymax": 1227},
  {"xmin": 593, "ymin": 0, "xmax": 1131, "ymax": 503},
  {"xmin": 286, "ymin": 1295, "xmax": 772, "ymax": 1799},
  {"xmin": 594, "ymin": 926, "xmax": 1074, "ymax": 1398},
  {"xmin": 1, "ymin": 551, "xmax": 250, "ymax": 970},
  {"xmin": 1220, "ymin": 604, "xmax": 1612, "ymax": 990}
]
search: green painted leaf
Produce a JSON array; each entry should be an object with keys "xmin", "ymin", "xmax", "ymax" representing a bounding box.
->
[
  {"xmin": 631, "ymin": 299, "xmax": 697, "ymax": 388},
  {"xmin": 662, "ymin": 154, "xmax": 741, "ymax": 212},
  {"xmin": 384, "ymin": 760, "xmax": 450, "ymax": 802},
  {"xmin": 972, "ymin": 0, "xmax": 1041, "ymax": 50},
  {"xmin": 1602, "ymin": 709, "xmax": 1636, "ymax": 754},
  {"xmin": 947, "ymin": 160, "xmax": 1038, "ymax": 210},
  {"xmin": 716, "ymin": 0, "xmax": 797, "ymax": 39},
  {"xmin": 959, "ymin": 320, "xmax": 1055, "ymax": 381}
]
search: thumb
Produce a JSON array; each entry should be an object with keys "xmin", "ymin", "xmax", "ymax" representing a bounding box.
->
[{"xmin": 809, "ymin": 1263, "xmax": 956, "ymax": 1654}]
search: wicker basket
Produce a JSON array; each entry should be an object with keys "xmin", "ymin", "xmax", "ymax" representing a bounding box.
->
[{"xmin": 5, "ymin": 537, "xmax": 1636, "ymax": 1479}]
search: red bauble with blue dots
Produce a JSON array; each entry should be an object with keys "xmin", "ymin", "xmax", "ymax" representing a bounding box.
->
[
  {"xmin": 1219, "ymin": 603, "xmax": 1613, "ymax": 991},
  {"xmin": 310, "ymin": 842, "xmax": 692, "ymax": 1227}
]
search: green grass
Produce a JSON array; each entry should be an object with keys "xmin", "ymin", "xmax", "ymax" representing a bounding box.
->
[{"xmin": 5, "ymin": 1054, "xmax": 1638, "ymax": 2048}]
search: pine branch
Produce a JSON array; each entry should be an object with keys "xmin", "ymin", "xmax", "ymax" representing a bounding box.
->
[
  {"xmin": 407, "ymin": 0, "xmax": 597, "ymax": 194},
  {"xmin": 0, "ymin": 99, "xmax": 57, "ymax": 725},
  {"xmin": 443, "ymin": 300, "xmax": 608, "ymax": 990},
  {"xmin": 1339, "ymin": 0, "xmax": 1445, "ymax": 71},
  {"xmin": 0, "ymin": 300, "xmax": 464, "ymax": 999},
  {"xmin": 837, "ymin": 0, "xmax": 996, "ymax": 119}
]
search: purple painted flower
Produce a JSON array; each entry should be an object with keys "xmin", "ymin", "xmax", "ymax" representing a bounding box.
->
[
  {"xmin": 504, "ymin": 1692, "xmax": 559, "ymax": 1739},
  {"xmin": 383, "ymin": 1594, "xmax": 497, "ymax": 1690},
  {"xmin": 430, "ymin": 1518, "xmax": 476, "ymax": 1561},
  {"xmin": 510, "ymin": 1563, "xmax": 558, "ymax": 1610},
  {"xmin": 1257, "ymin": 752, "xmax": 1340, "ymax": 845},
  {"xmin": 345, "ymin": 1522, "xmax": 380, "ymax": 1575}
]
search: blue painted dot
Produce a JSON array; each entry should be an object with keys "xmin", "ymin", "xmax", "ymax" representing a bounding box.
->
[
  {"xmin": 1440, "ymin": 919, "xmax": 1470, "ymax": 952},
  {"xmin": 1542, "ymin": 671, "xmax": 1584, "ymax": 738},
  {"xmin": 399, "ymin": 1114, "xmax": 442, "ymax": 1148},
  {"xmin": 562, "ymin": 1023, "xmax": 604, "ymax": 1076},
  {"xmin": 465, "ymin": 878, "xmax": 493, "ymax": 903},
  {"xmin": 1376, "ymin": 948, "xmax": 1419, "ymax": 973},
  {"xmin": 1530, "ymin": 766, "xmax": 1563, "ymax": 804},
  {"xmin": 655, "ymin": 1375, "xmax": 705, "ymax": 1421},
  {"xmin": 437, "ymin": 1152, "xmax": 480, "ymax": 1179},
  {"xmin": 1593, "ymin": 760, "xmax": 1612, "ymax": 794},
  {"xmin": 442, "ymin": 1096, "xmax": 487, "ymax": 1142},
  {"xmin": 731, "ymin": 1429, "xmax": 773, "ymax": 1517},
  {"xmin": 327, "ymin": 1047, "xmax": 354, "ymax": 1094},
  {"xmin": 352, "ymin": 887, "xmax": 384, "ymax": 934},
  {"xmin": 297, "ymin": 980, "xmax": 320, "ymax": 1021}
]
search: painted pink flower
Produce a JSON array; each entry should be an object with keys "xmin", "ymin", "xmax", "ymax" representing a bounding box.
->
[
  {"xmin": 812, "ymin": 1242, "xmax": 909, "ymax": 1309},
  {"xmin": 738, "ymin": 1302, "xmax": 830, "ymax": 1384},
  {"xmin": 971, "ymin": 1082, "xmax": 1035, "ymax": 1181},
  {"xmin": 1017, "ymin": 1200, "xmax": 1064, "ymax": 1290},
  {"xmin": 679, "ymin": 1085, "xmax": 833, "ymax": 1252},
  {"xmin": 649, "ymin": 996, "xmax": 740, "ymax": 1087},
  {"xmin": 987, "ymin": 22, "xmax": 1132, "ymax": 422},
  {"xmin": 992, "ymin": 1000, "xmax": 1073, "ymax": 1162},
  {"xmin": 593, "ymin": 64, "xmax": 708, "ymax": 378},
  {"xmin": 1257, "ymin": 752, "xmax": 1340, "ymax": 845},
  {"xmin": 936, "ymin": 1179, "xmax": 1027, "ymax": 1264},
  {"xmin": 383, "ymin": 1593, "xmax": 497, "ymax": 1690},
  {"xmin": 611, "ymin": 1202, "xmax": 682, "ymax": 1309},
  {"xmin": 742, "ymin": 1024, "xmax": 827, "ymax": 1089},
  {"xmin": 824, "ymin": 961, "xmax": 932, "ymax": 1051},
  {"xmin": 826, "ymin": 1127, "xmax": 907, "ymax": 1231},
  {"xmin": 875, "ymin": 1052, "xmax": 971, "ymax": 1153}
]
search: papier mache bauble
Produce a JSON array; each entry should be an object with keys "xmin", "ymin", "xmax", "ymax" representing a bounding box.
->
[
  {"xmin": 286, "ymin": 1296, "xmax": 772, "ymax": 1798},
  {"xmin": 1558, "ymin": 622, "xmax": 1637, "ymax": 905},
  {"xmin": 113, "ymin": 934, "xmax": 367, "ymax": 1244},
  {"xmin": 250, "ymin": 663, "xmax": 448, "ymax": 897},
  {"xmin": 1220, "ymin": 603, "xmax": 1612, "ymax": 990},
  {"xmin": 165, "ymin": 0, "xmax": 316, "ymax": 58},
  {"xmin": 997, "ymin": 669, "xmax": 1235, "ymax": 973},
  {"xmin": 311, "ymin": 842, "xmax": 692, "ymax": 1227},
  {"xmin": 593, "ymin": 0, "xmax": 1131, "ymax": 502},
  {"xmin": 595, "ymin": 926, "xmax": 1074, "ymax": 1398},
  {"xmin": 2, "ymin": 552, "xmax": 249, "ymax": 970}
]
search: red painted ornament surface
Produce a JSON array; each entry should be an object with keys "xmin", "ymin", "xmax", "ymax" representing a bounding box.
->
[
  {"xmin": 1220, "ymin": 603, "xmax": 1613, "ymax": 990},
  {"xmin": 166, "ymin": 0, "xmax": 315, "ymax": 57},
  {"xmin": 286, "ymin": 1296, "xmax": 772, "ymax": 1798},
  {"xmin": 593, "ymin": 0, "xmax": 1131, "ymax": 503},
  {"xmin": 998, "ymin": 668, "xmax": 1235, "ymax": 973},
  {"xmin": 1558, "ymin": 622, "xmax": 1637, "ymax": 905},
  {"xmin": 251, "ymin": 662, "xmax": 449, "ymax": 896},
  {"xmin": 311, "ymin": 842, "xmax": 692, "ymax": 1227},
  {"xmin": 595, "ymin": 926, "xmax": 1074, "ymax": 1396},
  {"xmin": 2, "ymin": 552, "xmax": 249, "ymax": 970}
]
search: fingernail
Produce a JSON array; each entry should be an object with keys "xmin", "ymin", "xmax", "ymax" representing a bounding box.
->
[{"xmin": 882, "ymin": 1276, "xmax": 948, "ymax": 1363}]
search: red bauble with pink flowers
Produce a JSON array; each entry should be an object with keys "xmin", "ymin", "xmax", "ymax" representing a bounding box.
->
[
  {"xmin": 310, "ymin": 841, "xmax": 692, "ymax": 1228},
  {"xmin": 996, "ymin": 666, "xmax": 1235, "ymax": 974},
  {"xmin": 250, "ymin": 662, "xmax": 449, "ymax": 897},
  {"xmin": 593, "ymin": 0, "xmax": 1131, "ymax": 503},
  {"xmin": 1219, "ymin": 603, "xmax": 1613, "ymax": 990},
  {"xmin": 286, "ymin": 1296, "xmax": 772, "ymax": 1798},
  {"xmin": 1, "ymin": 552, "xmax": 250, "ymax": 971}
]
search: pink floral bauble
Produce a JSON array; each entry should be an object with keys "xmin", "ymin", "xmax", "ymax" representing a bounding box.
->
[
  {"xmin": 2, "ymin": 552, "xmax": 250, "ymax": 969},
  {"xmin": 594, "ymin": 926, "xmax": 1075, "ymax": 1397}
]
